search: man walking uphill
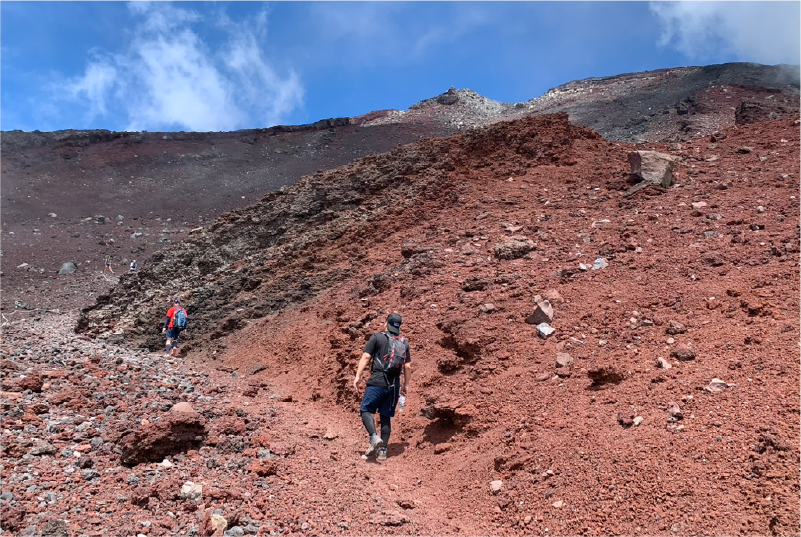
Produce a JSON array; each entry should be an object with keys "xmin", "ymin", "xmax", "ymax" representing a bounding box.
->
[
  {"xmin": 354, "ymin": 312, "xmax": 411, "ymax": 462},
  {"xmin": 162, "ymin": 299, "xmax": 188, "ymax": 357}
]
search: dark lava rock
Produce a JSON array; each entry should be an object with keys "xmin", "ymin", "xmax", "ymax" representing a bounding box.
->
[{"xmin": 670, "ymin": 345, "xmax": 696, "ymax": 361}]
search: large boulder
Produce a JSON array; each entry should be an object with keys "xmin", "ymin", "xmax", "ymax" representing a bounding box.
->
[
  {"xmin": 118, "ymin": 411, "xmax": 207, "ymax": 466},
  {"xmin": 628, "ymin": 151, "xmax": 676, "ymax": 187}
]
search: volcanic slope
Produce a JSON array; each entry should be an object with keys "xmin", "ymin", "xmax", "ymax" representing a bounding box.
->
[{"xmin": 75, "ymin": 112, "xmax": 800, "ymax": 535}]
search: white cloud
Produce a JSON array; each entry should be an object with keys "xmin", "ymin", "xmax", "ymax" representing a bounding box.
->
[
  {"xmin": 650, "ymin": 1, "xmax": 800, "ymax": 65},
  {"xmin": 61, "ymin": 2, "xmax": 303, "ymax": 131}
]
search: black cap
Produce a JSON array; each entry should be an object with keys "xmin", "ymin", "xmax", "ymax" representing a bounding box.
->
[
  {"xmin": 386, "ymin": 312, "xmax": 402, "ymax": 335},
  {"xmin": 173, "ymin": 298, "xmax": 181, "ymax": 303}
]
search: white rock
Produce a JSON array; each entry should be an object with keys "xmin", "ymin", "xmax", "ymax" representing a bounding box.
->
[
  {"xmin": 705, "ymin": 378, "xmax": 728, "ymax": 392},
  {"xmin": 536, "ymin": 323, "xmax": 555, "ymax": 339},
  {"xmin": 691, "ymin": 202, "xmax": 708, "ymax": 210},
  {"xmin": 180, "ymin": 481, "xmax": 203, "ymax": 501},
  {"xmin": 592, "ymin": 257, "xmax": 608, "ymax": 270},
  {"xmin": 489, "ymin": 480, "xmax": 503, "ymax": 495},
  {"xmin": 633, "ymin": 416, "xmax": 644, "ymax": 426}
]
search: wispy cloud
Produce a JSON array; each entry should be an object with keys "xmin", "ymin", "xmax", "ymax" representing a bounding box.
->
[
  {"xmin": 650, "ymin": 1, "xmax": 800, "ymax": 65},
  {"xmin": 59, "ymin": 2, "xmax": 303, "ymax": 131},
  {"xmin": 305, "ymin": 3, "xmax": 496, "ymax": 67}
]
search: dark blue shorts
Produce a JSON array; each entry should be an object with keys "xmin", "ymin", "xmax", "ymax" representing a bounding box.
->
[
  {"xmin": 166, "ymin": 327, "xmax": 182, "ymax": 340},
  {"xmin": 360, "ymin": 385, "xmax": 401, "ymax": 418}
]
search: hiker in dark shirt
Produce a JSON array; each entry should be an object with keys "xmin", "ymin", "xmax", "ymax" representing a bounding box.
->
[{"xmin": 353, "ymin": 312, "xmax": 411, "ymax": 462}]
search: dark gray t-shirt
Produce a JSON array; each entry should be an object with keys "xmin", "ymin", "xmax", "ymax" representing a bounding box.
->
[{"xmin": 364, "ymin": 332, "xmax": 411, "ymax": 388}]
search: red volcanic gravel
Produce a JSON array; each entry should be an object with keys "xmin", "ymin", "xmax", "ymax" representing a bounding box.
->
[{"xmin": 1, "ymin": 111, "xmax": 799, "ymax": 536}]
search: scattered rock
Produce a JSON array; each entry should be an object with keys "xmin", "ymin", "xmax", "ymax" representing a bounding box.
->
[
  {"xmin": 552, "ymin": 500, "xmax": 565, "ymax": 508},
  {"xmin": 705, "ymin": 378, "xmax": 729, "ymax": 392},
  {"xmin": 30, "ymin": 443, "xmax": 57, "ymax": 456},
  {"xmin": 180, "ymin": 481, "xmax": 203, "ymax": 501},
  {"xmin": 433, "ymin": 443, "xmax": 452, "ymax": 454},
  {"xmin": 489, "ymin": 480, "xmax": 504, "ymax": 495},
  {"xmin": 592, "ymin": 257, "xmax": 608, "ymax": 270},
  {"xmin": 118, "ymin": 411, "xmax": 207, "ymax": 465},
  {"xmin": 18, "ymin": 374, "xmax": 44, "ymax": 392},
  {"xmin": 666, "ymin": 402, "xmax": 683, "ymax": 420},
  {"xmin": 617, "ymin": 412, "xmax": 635, "ymax": 428},
  {"xmin": 656, "ymin": 357, "xmax": 672, "ymax": 369},
  {"xmin": 57, "ymin": 262, "xmax": 78, "ymax": 275},
  {"xmin": 526, "ymin": 299, "xmax": 554, "ymax": 325},
  {"xmin": 666, "ymin": 321, "xmax": 686, "ymax": 335},
  {"xmin": 494, "ymin": 238, "xmax": 536, "ymax": 260},
  {"xmin": 691, "ymin": 201, "xmax": 708, "ymax": 210},
  {"xmin": 670, "ymin": 345, "xmax": 696, "ymax": 361},
  {"xmin": 39, "ymin": 519, "xmax": 69, "ymax": 537},
  {"xmin": 536, "ymin": 323, "xmax": 555, "ymax": 339},
  {"xmin": 246, "ymin": 459, "xmax": 277, "ymax": 477},
  {"xmin": 170, "ymin": 402, "xmax": 194, "ymax": 413},
  {"xmin": 479, "ymin": 303, "xmax": 496, "ymax": 313},
  {"xmin": 535, "ymin": 372, "xmax": 551, "ymax": 382},
  {"xmin": 633, "ymin": 416, "xmax": 644, "ymax": 426},
  {"xmin": 555, "ymin": 352, "xmax": 573, "ymax": 368}
]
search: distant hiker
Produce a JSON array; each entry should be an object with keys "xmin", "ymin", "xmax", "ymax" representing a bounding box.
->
[
  {"xmin": 162, "ymin": 299, "xmax": 188, "ymax": 357},
  {"xmin": 103, "ymin": 255, "xmax": 114, "ymax": 274},
  {"xmin": 353, "ymin": 312, "xmax": 411, "ymax": 462},
  {"xmin": 130, "ymin": 260, "xmax": 137, "ymax": 272}
]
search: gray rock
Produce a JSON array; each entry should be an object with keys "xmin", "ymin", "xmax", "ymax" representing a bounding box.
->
[
  {"xmin": 536, "ymin": 323, "xmax": 555, "ymax": 339},
  {"xmin": 31, "ymin": 443, "xmax": 57, "ymax": 456},
  {"xmin": 0, "ymin": 491, "xmax": 13, "ymax": 501},
  {"xmin": 670, "ymin": 345, "xmax": 696, "ymax": 361},
  {"xmin": 82, "ymin": 469, "xmax": 101, "ymax": 481},
  {"xmin": 628, "ymin": 150, "xmax": 677, "ymax": 187},
  {"xmin": 39, "ymin": 518, "xmax": 69, "ymax": 537},
  {"xmin": 57, "ymin": 262, "xmax": 77, "ymax": 275},
  {"xmin": 90, "ymin": 437, "xmax": 104, "ymax": 450},
  {"xmin": 126, "ymin": 474, "xmax": 140, "ymax": 486},
  {"xmin": 225, "ymin": 527, "xmax": 245, "ymax": 537},
  {"xmin": 494, "ymin": 238, "xmax": 536, "ymax": 260},
  {"xmin": 592, "ymin": 257, "xmax": 608, "ymax": 270}
]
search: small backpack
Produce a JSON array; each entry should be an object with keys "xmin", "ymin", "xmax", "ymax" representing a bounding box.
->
[
  {"xmin": 174, "ymin": 307, "xmax": 187, "ymax": 328},
  {"xmin": 376, "ymin": 332, "xmax": 407, "ymax": 377}
]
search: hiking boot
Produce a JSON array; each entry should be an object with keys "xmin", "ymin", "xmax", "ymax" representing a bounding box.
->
[
  {"xmin": 365, "ymin": 434, "xmax": 383, "ymax": 456},
  {"xmin": 376, "ymin": 448, "xmax": 387, "ymax": 462}
]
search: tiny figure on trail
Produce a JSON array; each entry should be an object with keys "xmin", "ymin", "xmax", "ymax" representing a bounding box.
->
[
  {"xmin": 103, "ymin": 255, "xmax": 114, "ymax": 274},
  {"xmin": 353, "ymin": 312, "xmax": 411, "ymax": 462},
  {"xmin": 130, "ymin": 260, "xmax": 137, "ymax": 272},
  {"xmin": 162, "ymin": 298, "xmax": 188, "ymax": 357}
]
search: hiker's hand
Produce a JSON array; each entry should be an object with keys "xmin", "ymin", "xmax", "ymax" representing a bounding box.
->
[
  {"xmin": 353, "ymin": 374, "xmax": 360, "ymax": 389},
  {"xmin": 161, "ymin": 328, "xmax": 166, "ymax": 334}
]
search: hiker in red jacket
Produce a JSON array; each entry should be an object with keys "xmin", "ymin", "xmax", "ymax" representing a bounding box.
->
[{"xmin": 162, "ymin": 299, "xmax": 188, "ymax": 357}]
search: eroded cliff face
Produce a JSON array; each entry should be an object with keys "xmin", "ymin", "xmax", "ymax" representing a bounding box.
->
[{"xmin": 75, "ymin": 113, "xmax": 603, "ymax": 352}]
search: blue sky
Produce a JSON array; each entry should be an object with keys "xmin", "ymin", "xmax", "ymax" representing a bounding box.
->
[{"xmin": 2, "ymin": 1, "xmax": 799, "ymax": 132}]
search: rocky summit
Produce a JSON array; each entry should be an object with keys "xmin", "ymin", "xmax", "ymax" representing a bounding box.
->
[{"xmin": 1, "ymin": 63, "xmax": 799, "ymax": 536}]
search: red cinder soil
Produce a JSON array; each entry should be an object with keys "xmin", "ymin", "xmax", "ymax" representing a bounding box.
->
[{"xmin": 1, "ymin": 111, "xmax": 799, "ymax": 536}]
